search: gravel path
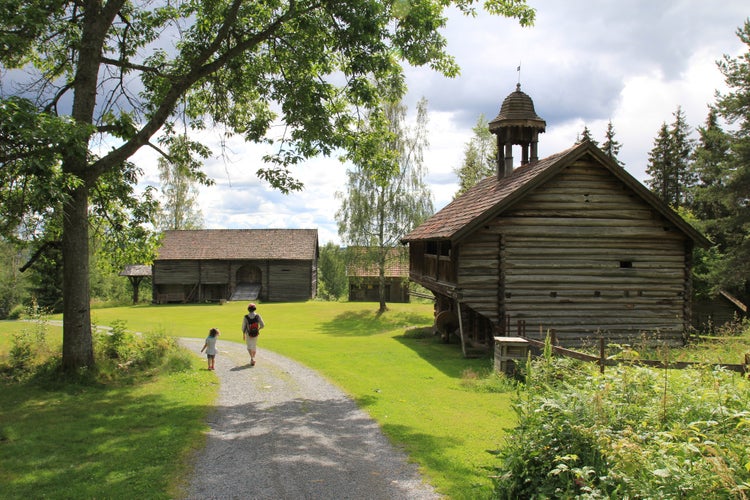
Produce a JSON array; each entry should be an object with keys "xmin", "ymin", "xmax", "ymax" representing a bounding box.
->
[{"xmin": 178, "ymin": 338, "xmax": 440, "ymax": 500}]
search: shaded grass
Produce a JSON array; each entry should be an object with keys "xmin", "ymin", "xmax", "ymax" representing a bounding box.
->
[{"xmin": 0, "ymin": 355, "xmax": 216, "ymax": 499}]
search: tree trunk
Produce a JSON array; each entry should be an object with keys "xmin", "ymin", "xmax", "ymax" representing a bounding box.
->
[
  {"xmin": 61, "ymin": 184, "xmax": 94, "ymax": 371},
  {"xmin": 129, "ymin": 277, "xmax": 142, "ymax": 304},
  {"xmin": 378, "ymin": 249, "xmax": 387, "ymax": 313}
]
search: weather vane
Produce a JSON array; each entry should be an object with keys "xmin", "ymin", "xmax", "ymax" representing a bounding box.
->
[{"xmin": 517, "ymin": 62, "xmax": 521, "ymax": 86}]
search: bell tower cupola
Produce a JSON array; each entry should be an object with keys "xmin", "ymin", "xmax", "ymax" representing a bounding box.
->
[{"xmin": 488, "ymin": 84, "xmax": 546, "ymax": 178}]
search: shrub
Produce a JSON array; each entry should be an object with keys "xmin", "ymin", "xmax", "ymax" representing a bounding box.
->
[
  {"xmin": 2, "ymin": 303, "xmax": 52, "ymax": 380},
  {"xmin": 6, "ymin": 304, "xmax": 25, "ymax": 320},
  {"xmin": 492, "ymin": 354, "xmax": 750, "ymax": 498}
]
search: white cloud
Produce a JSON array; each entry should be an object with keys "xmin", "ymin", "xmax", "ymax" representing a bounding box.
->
[{"xmin": 132, "ymin": 0, "xmax": 748, "ymax": 245}]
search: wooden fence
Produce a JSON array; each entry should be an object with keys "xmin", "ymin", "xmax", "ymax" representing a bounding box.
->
[{"xmin": 501, "ymin": 318, "xmax": 748, "ymax": 375}]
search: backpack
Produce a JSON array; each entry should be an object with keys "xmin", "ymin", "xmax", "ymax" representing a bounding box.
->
[{"xmin": 246, "ymin": 314, "xmax": 260, "ymax": 337}]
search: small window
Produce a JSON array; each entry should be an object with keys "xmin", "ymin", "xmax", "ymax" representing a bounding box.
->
[
  {"xmin": 440, "ymin": 242, "xmax": 451, "ymax": 257},
  {"xmin": 619, "ymin": 261, "xmax": 633, "ymax": 269}
]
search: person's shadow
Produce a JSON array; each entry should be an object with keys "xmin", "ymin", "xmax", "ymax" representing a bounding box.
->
[{"xmin": 230, "ymin": 364, "xmax": 253, "ymax": 371}]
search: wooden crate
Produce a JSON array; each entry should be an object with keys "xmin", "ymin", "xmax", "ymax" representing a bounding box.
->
[{"xmin": 494, "ymin": 337, "xmax": 529, "ymax": 374}]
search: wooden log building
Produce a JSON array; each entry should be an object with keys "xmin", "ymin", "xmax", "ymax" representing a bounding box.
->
[
  {"xmin": 152, "ymin": 229, "xmax": 318, "ymax": 303},
  {"xmin": 402, "ymin": 84, "xmax": 710, "ymax": 348},
  {"xmin": 346, "ymin": 246, "xmax": 410, "ymax": 303}
]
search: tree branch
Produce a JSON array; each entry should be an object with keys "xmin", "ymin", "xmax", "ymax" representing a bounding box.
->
[
  {"xmin": 19, "ymin": 240, "xmax": 60, "ymax": 272},
  {"xmin": 100, "ymin": 56, "xmax": 165, "ymax": 76},
  {"xmin": 87, "ymin": 1, "xmax": 310, "ymax": 181}
]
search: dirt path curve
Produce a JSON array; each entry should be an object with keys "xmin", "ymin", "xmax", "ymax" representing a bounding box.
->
[{"xmin": 178, "ymin": 338, "xmax": 440, "ymax": 500}]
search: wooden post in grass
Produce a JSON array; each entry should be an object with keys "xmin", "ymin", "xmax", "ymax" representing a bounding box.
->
[
  {"xmin": 456, "ymin": 299, "xmax": 467, "ymax": 358},
  {"xmin": 599, "ymin": 337, "xmax": 606, "ymax": 374}
]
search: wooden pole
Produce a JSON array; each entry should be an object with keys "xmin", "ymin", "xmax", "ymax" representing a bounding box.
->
[
  {"xmin": 456, "ymin": 299, "xmax": 467, "ymax": 358},
  {"xmin": 599, "ymin": 337, "xmax": 605, "ymax": 374}
]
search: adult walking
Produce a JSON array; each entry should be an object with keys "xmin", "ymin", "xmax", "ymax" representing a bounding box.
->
[{"xmin": 242, "ymin": 302, "xmax": 265, "ymax": 366}]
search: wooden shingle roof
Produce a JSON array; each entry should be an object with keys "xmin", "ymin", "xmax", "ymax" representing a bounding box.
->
[
  {"xmin": 156, "ymin": 229, "xmax": 318, "ymax": 261},
  {"xmin": 402, "ymin": 140, "xmax": 710, "ymax": 247},
  {"xmin": 119, "ymin": 264, "xmax": 152, "ymax": 277},
  {"xmin": 346, "ymin": 247, "xmax": 409, "ymax": 278}
]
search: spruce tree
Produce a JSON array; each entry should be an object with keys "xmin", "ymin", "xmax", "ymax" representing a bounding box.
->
[
  {"xmin": 646, "ymin": 108, "xmax": 694, "ymax": 208},
  {"xmin": 670, "ymin": 107, "xmax": 696, "ymax": 207},
  {"xmin": 712, "ymin": 20, "xmax": 750, "ymax": 298},
  {"xmin": 577, "ymin": 125, "xmax": 599, "ymax": 146},
  {"xmin": 646, "ymin": 123, "xmax": 676, "ymax": 206},
  {"xmin": 602, "ymin": 120, "xmax": 624, "ymax": 166},
  {"xmin": 453, "ymin": 114, "xmax": 497, "ymax": 198}
]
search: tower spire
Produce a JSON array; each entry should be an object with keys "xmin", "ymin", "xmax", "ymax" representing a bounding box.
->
[{"xmin": 488, "ymin": 83, "xmax": 546, "ymax": 178}]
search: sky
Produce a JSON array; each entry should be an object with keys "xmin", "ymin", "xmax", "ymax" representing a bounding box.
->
[{"xmin": 132, "ymin": 0, "xmax": 749, "ymax": 246}]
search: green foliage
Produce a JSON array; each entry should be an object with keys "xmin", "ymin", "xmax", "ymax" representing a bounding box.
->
[
  {"xmin": 4, "ymin": 303, "xmax": 51, "ymax": 379},
  {"xmin": 27, "ymin": 241, "xmax": 63, "ymax": 313},
  {"xmin": 95, "ymin": 321, "xmax": 184, "ymax": 379},
  {"xmin": 453, "ymin": 113, "xmax": 497, "ymax": 197},
  {"xmin": 493, "ymin": 355, "xmax": 750, "ymax": 498},
  {"xmin": 0, "ymin": 238, "xmax": 29, "ymax": 319},
  {"xmin": 317, "ymin": 242, "xmax": 347, "ymax": 300}
]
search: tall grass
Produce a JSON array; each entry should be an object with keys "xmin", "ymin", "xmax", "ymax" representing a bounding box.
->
[{"xmin": 493, "ymin": 337, "xmax": 750, "ymax": 498}]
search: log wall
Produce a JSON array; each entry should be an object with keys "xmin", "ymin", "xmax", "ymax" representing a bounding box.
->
[
  {"xmin": 457, "ymin": 160, "xmax": 691, "ymax": 345},
  {"xmin": 153, "ymin": 259, "xmax": 315, "ymax": 302},
  {"xmin": 266, "ymin": 260, "xmax": 313, "ymax": 302}
]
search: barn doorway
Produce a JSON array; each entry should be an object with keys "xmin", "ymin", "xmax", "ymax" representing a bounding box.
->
[{"xmin": 232, "ymin": 265, "xmax": 262, "ymax": 301}]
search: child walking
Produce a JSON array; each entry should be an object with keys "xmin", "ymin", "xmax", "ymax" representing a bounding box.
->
[{"xmin": 200, "ymin": 328, "xmax": 220, "ymax": 370}]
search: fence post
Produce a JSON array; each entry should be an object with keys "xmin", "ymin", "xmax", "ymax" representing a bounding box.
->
[{"xmin": 599, "ymin": 337, "xmax": 605, "ymax": 374}]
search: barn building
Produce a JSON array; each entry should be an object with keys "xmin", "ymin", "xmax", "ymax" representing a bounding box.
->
[
  {"xmin": 346, "ymin": 247, "xmax": 410, "ymax": 303},
  {"xmin": 152, "ymin": 229, "xmax": 318, "ymax": 303},
  {"xmin": 402, "ymin": 85, "xmax": 709, "ymax": 348}
]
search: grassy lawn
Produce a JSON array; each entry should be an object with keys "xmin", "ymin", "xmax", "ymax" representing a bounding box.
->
[
  {"xmin": 1, "ymin": 301, "xmax": 516, "ymax": 499},
  {"xmin": 0, "ymin": 336, "xmax": 216, "ymax": 499}
]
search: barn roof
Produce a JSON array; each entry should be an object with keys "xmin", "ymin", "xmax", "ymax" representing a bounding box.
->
[
  {"xmin": 155, "ymin": 229, "xmax": 318, "ymax": 261},
  {"xmin": 119, "ymin": 264, "xmax": 152, "ymax": 277},
  {"xmin": 346, "ymin": 247, "xmax": 409, "ymax": 278},
  {"xmin": 402, "ymin": 140, "xmax": 710, "ymax": 247}
]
